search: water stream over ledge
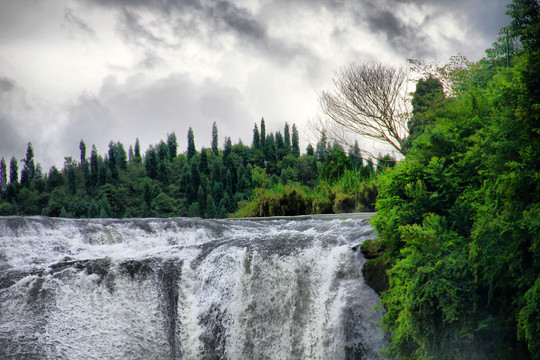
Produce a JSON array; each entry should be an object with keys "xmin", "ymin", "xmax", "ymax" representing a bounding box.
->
[{"xmin": 0, "ymin": 214, "xmax": 385, "ymax": 359}]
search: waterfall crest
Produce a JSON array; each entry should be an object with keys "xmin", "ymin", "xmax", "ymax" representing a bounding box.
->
[{"xmin": 0, "ymin": 215, "xmax": 385, "ymax": 359}]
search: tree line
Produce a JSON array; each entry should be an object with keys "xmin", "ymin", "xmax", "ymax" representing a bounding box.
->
[{"xmin": 0, "ymin": 119, "xmax": 393, "ymax": 218}]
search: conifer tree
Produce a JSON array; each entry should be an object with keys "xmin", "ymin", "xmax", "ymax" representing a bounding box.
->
[
  {"xmin": 79, "ymin": 140, "xmax": 86, "ymax": 164},
  {"xmin": 145, "ymin": 148, "xmax": 159, "ymax": 179},
  {"xmin": 211, "ymin": 122, "xmax": 219, "ymax": 155},
  {"xmin": 9, "ymin": 157, "xmax": 18, "ymax": 184},
  {"xmin": 284, "ymin": 123, "xmax": 291, "ymax": 150},
  {"xmin": 187, "ymin": 127, "xmax": 196, "ymax": 160},
  {"xmin": 167, "ymin": 132, "xmax": 177, "ymax": 160},
  {"xmin": 107, "ymin": 142, "xmax": 119, "ymax": 181},
  {"xmin": 0, "ymin": 158, "xmax": 7, "ymax": 192},
  {"xmin": 260, "ymin": 118, "xmax": 266, "ymax": 149},
  {"xmin": 158, "ymin": 141, "xmax": 170, "ymax": 162},
  {"xmin": 134, "ymin": 138, "xmax": 142, "ymax": 162},
  {"xmin": 90, "ymin": 145, "xmax": 99, "ymax": 188},
  {"xmin": 21, "ymin": 142, "xmax": 35, "ymax": 188},
  {"xmin": 128, "ymin": 146, "xmax": 134, "ymax": 162},
  {"xmin": 291, "ymin": 124, "xmax": 300, "ymax": 157},
  {"xmin": 252, "ymin": 123, "xmax": 260, "ymax": 149},
  {"xmin": 275, "ymin": 131, "xmax": 286, "ymax": 160},
  {"xmin": 200, "ymin": 149, "xmax": 209, "ymax": 175},
  {"xmin": 306, "ymin": 144, "xmax": 314, "ymax": 156}
]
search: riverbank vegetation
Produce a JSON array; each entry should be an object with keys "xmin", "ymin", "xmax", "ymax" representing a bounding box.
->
[{"xmin": 373, "ymin": 1, "xmax": 540, "ymax": 358}]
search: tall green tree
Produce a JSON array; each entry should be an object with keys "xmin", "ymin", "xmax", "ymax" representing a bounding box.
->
[
  {"xmin": 9, "ymin": 157, "xmax": 18, "ymax": 184},
  {"xmin": 284, "ymin": 123, "xmax": 291, "ymax": 151},
  {"xmin": 167, "ymin": 132, "xmax": 177, "ymax": 160},
  {"xmin": 79, "ymin": 140, "xmax": 86, "ymax": 164},
  {"xmin": 212, "ymin": 122, "xmax": 219, "ymax": 155},
  {"xmin": 260, "ymin": 118, "xmax": 266, "ymax": 149},
  {"xmin": 134, "ymin": 138, "xmax": 142, "ymax": 162},
  {"xmin": 291, "ymin": 123, "xmax": 300, "ymax": 157},
  {"xmin": 20, "ymin": 142, "xmax": 35, "ymax": 188},
  {"xmin": 252, "ymin": 123, "xmax": 260, "ymax": 149},
  {"xmin": 187, "ymin": 127, "xmax": 197, "ymax": 160},
  {"xmin": 0, "ymin": 158, "xmax": 7, "ymax": 192}
]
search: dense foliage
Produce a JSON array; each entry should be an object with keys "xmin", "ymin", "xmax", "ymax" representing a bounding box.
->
[
  {"xmin": 373, "ymin": 1, "xmax": 540, "ymax": 358},
  {"xmin": 0, "ymin": 121, "xmax": 390, "ymax": 219}
]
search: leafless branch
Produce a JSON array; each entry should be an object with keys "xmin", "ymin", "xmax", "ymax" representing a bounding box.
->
[{"xmin": 317, "ymin": 61, "xmax": 411, "ymax": 156}]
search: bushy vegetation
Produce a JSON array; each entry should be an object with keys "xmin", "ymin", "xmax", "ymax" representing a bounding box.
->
[{"xmin": 373, "ymin": 1, "xmax": 540, "ymax": 358}]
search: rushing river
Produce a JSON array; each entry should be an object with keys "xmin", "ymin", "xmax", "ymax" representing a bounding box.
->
[{"xmin": 0, "ymin": 214, "xmax": 385, "ymax": 359}]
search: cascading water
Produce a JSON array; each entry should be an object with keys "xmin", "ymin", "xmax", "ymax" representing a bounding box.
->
[{"xmin": 0, "ymin": 214, "xmax": 386, "ymax": 359}]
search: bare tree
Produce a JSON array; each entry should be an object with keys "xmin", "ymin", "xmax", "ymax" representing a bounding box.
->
[{"xmin": 317, "ymin": 61, "xmax": 411, "ymax": 156}]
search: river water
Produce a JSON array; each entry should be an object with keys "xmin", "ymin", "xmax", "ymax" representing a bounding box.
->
[{"xmin": 0, "ymin": 215, "xmax": 385, "ymax": 359}]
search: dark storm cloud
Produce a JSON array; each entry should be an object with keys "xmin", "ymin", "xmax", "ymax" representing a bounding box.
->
[
  {"xmin": 388, "ymin": 0, "xmax": 511, "ymax": 39},
  {"xmin": 81, "ymin": 0, "xmax": 315, "ymax": 64},
  {"xmin": 365, "ymin": 6, "xmax": 433, "ymax": 58}
]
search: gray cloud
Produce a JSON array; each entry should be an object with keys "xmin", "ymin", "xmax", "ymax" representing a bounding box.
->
[
  {"xmin": 62, "ymin": 73, "xmax": 256, "ymax": 160},
  {"xmin": 81, "ymin": 0, "xmax": 317, "ymax": 65},
  {"xmin": 0, "ymin": 77, "xmax": 30, "ymax": 164},
  {"xmin": 364, "ymin": 6, "xmax": 433, "ymax": 58},
  {"xmin": 63, "ymin": 7, "xmax": 96, "ymax": 38}
]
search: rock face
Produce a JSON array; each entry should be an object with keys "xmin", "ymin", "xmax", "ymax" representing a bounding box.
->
[{"xmin": 360, "ymin": 239, "xmax": 390, "ymax": 296}]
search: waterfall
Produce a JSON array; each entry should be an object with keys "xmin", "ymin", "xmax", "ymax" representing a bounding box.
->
[{"xmin": 0, "ymin": 215, "xmax": 386, "ymax": 359}]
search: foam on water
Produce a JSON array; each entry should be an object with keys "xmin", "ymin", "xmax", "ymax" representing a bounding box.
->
[{"xmin": 0, "ymin": 215, "xmax": 385, "ymax": 359}]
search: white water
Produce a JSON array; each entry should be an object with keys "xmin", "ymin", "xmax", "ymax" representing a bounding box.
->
[{"xmin": 0, "ymin": 215, "xmax": 385, "ymax": 359}]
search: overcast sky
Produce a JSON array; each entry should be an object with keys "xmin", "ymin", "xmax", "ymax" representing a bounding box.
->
[{"xmin": 0, "ymin": 0, "xmax": 510, "ymax": 170}]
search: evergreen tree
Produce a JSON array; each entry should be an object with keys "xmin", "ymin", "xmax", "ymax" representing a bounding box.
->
[
  {"xmin": 187, "ymin": 127, "xmax": 197, "ymax": 160},
  {"xmin": 260, "ymin": 118, "xmax": 266, "ymax": 149},
  {"xmin": 284, "ymin": 123, "xmax": 291, "ymax": 151},
  {"xmin": 167, "ymin": 132, "xmax": 178, "ymax": 161},
  {"xmin": 292, "ymin": 124, "xmax": 300, "ymax": 157},
  {"xmin": 20, "ymin": 142, "xmax": 35, "ymax": 188},
  {"xmin": 264, "ymin": 133, "xmax": 277, "ymax": 162},
  {"xmin": 79, "ymin": 140, "xmax": 86, "ymax": 164},
  {"xmin": 134, "ymin": 138, "xmax": 142, "ymax": 162},
  {"xmin": 275, "ymin": 131, "xmax": 287, "ymax": 160},
  {"xmin": 252, "ymin": 123, "xmax": 260, "ymax": 149},
  {"xmin": 157, "ymin": 160, "xmax": 170, "ymax": 184},
  {"xmin": 116, "ymin": 142, "xmax": 128, "ymax": 170},
  {"xmin": 107, "ymin": 142, "xmax": 119, "ymax": 182},
  {"xmin": 0, "ymin": 158, "xmax": 7, "ymax": 192},
  {"xmin": 128, "ymin": 145, "xmax": 134, "ymax": 162},
  {"xmin": 212, "ymin": 122, "xmax": 219, "ymax": 155},
  {"xmin": 306, "ymin": 144, "xmax": 314, "ymax": 156},
  {"xmin": 200, "ymin": 149, "xmax": 210, "ymax": 175},
  {"xmin": 9, "ymin": 157, "xmax": 18, "ymax": 184},
  {"xmin": 158, "ymin": 141, "xmax": 170, "ymax": 162},
  {"xmin": 47, "ymin": 166, "xmax": 64, "ymax": 190},
  {"xmin": 90, "ymin": 145, "xmax": 99, "ymax": 188},
  {"xmin": 145, "ymin": 148, "xmax": 159, "ymax": 179}
]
